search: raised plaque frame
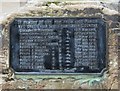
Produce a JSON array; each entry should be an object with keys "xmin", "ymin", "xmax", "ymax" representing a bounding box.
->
[{"xmin": 9, "ymin": 17, "xmax": 108, "ymax": 75}]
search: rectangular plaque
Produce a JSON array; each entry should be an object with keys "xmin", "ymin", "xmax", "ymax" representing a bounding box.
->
[{"xmin": 10, "ymin": 17, "xmax": 106, "ymax": 74}]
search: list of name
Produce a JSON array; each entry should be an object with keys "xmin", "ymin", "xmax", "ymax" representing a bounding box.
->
[{"xmin": 13, "ymin": 18, "xmax": 100, "ymax": 72}]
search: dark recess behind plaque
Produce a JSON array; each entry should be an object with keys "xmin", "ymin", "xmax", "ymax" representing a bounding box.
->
[{"xmin": 9, "ymin": 17, "xmax": 106, "ymax": 74}]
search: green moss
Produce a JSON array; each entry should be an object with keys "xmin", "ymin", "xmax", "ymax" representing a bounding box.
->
[{"xmin": 15, "ymin": 74, "xmax": 104, "ymax": 80}]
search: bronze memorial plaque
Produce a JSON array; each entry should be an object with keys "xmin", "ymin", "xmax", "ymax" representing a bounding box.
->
[{"xmin": 9, "ymin": 17, "xmax": 106, "ymax": 74}]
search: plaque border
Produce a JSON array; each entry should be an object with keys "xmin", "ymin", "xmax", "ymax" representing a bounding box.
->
[{"xmin": 8, "ymin": 17, "xmax": 108, "ymax": 76}]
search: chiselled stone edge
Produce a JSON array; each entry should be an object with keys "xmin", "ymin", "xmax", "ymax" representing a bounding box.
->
[{"xmin": 0, "ymin": 2, "xmax": 119, "ymax": 89}]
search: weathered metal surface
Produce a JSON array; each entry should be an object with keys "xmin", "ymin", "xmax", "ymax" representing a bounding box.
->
[{"xmin": 10, "ymin": 17, "xmax": 106, "ymax": 74}]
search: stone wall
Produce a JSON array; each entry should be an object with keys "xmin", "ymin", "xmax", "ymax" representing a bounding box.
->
[{"xmin": 0, "ymin": 1, "xmax": 120, "ymax": 90}]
